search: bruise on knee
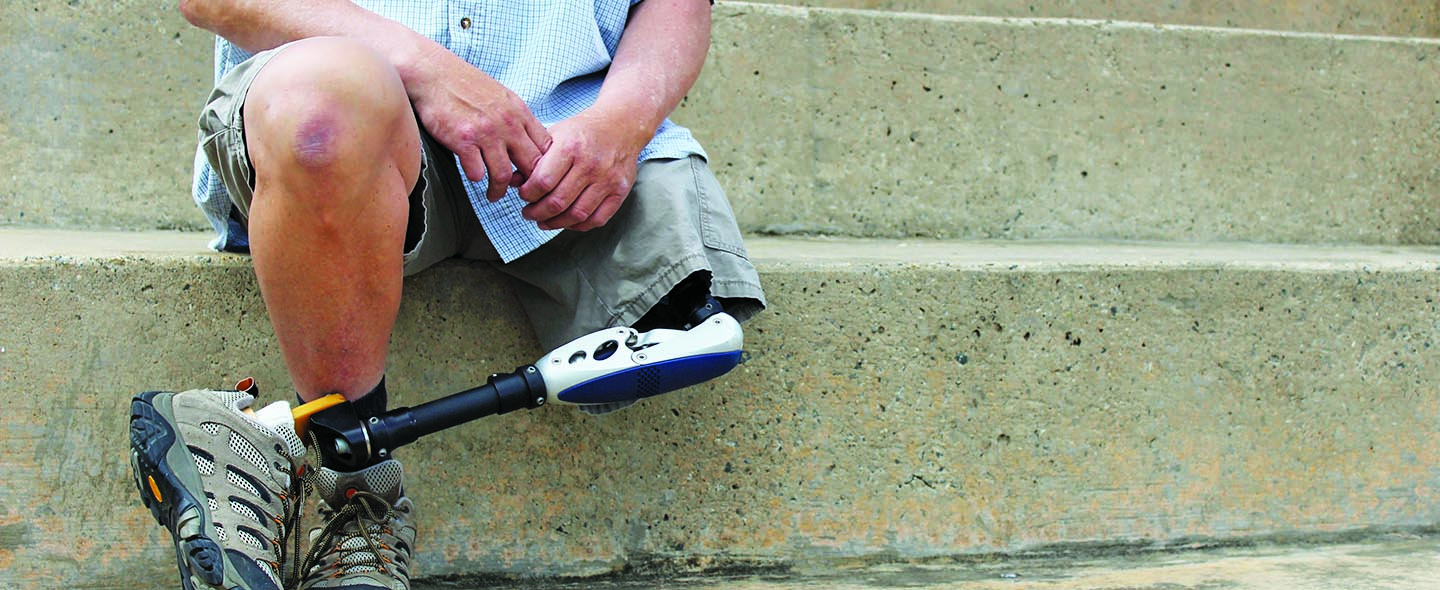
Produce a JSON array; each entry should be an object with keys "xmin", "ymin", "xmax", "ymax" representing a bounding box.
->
[{"xmin": 291, "ymin": 111, "xmax": 345, "ymax": 170}]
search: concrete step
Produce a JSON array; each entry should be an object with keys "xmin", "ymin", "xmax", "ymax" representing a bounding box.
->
[
  {"xmin": 5, "ymin": 3, "xmax": 1439, "ymax": 246},
  {"xmin": 761, "ymin": 0, "xmax": 1440, "ymax": 38},
  {"xmin": 3, "ymin": 229, "xmax": 1439, "ymax": 586},
  {"xmin": 685, "ymin": 3, "xmax": 1440, "ymax": 244},
  {"xmin": 418, "ymin": 535, "xmax": 1440, "ymax": 589}
]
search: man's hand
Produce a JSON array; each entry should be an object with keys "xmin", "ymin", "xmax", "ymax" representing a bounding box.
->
[
  {"xmin": 515, "ymin": 0, "xmax": 713, "ymax": 232},
  {"xmin": 517, "ymin": 110, "xmax": 652, "ymax": 232},
  {"xmin": 408, "ymin": 45, "xmax": 552, "ymax": 202},
  {"xmin": 178, "ymin": 0, "xmax": 554, "ymax": 203}
]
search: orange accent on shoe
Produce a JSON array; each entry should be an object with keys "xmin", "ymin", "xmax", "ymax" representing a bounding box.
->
[
  {"xmin": 148, "ymin": 475, "xmax": 164, "ymax": 503},
  {"xmin": 345, "ymin": 488, "xmax": 358, "ymax": 500}
]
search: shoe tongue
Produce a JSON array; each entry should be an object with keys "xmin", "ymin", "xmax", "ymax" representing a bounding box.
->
[
  {"xmin": 316, "ymin": 460, "xmax": 405, "ymax": 508},
  {"xmin": 251, "ymin": 400, "xmax": 307, "ymax": 457},
  {"xmin": 226, "ymin": 393, "xmax": 307, "ymax": 459}
]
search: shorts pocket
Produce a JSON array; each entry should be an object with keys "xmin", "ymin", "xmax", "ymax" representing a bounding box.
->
[{"xmin": 692, "ymin": 156, "xmax": 750, "ymax": 259}]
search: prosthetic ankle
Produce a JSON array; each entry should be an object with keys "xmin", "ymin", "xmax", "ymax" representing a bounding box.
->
[
  {"xmin": 300, "ymin": 295, "xmax": 744, "ymax": 469},
  {"xmin": 308, "ymin": 378, "xmax": 391, "ymax": 470}
]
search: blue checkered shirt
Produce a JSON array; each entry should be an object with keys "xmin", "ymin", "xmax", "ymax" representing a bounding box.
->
[{"xmin": 192, "ymin": 0, "xmax": 707, "ymax": 262}]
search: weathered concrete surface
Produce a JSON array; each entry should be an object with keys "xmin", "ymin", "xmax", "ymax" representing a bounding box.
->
[
  {"xmin": 685, "ymin": 4, "xmax": 1440, "ymax": 244},
  {"xmin": 421, "ymin": 535, "xmax": 1440, "ymax": 589},
  {"xmin": 767, "ymin": 0, "xmax": 1440, "ymax": 38},
  {"xmin": 3, "ymin": 231, "xmax": 1439, "ymax": 587},
  {"xmin": 0, "ymin": 0, "xmax": 210, "ymax": 230},
  {"xmin": 5, "ymin": 3, "xmax": 1439, "ymax": 246}
]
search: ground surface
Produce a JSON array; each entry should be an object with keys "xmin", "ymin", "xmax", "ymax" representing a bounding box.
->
[{"xmin": 416, "ymin": 534, "xmax": 1440, "ymax": 589}]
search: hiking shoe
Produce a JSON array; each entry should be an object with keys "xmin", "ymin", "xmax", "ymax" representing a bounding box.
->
[
  {"xmin": 129, "ymin": 389, "xmax": 309, "ymax": 590},
  {"xmin": 301, "ymin": 460, "xmax": 416, "ymax": 590}
]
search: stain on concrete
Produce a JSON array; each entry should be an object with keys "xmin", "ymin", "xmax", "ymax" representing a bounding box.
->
[{"xmin": 0, "ymin": 523, "xmax": 31, "ymax": 549}]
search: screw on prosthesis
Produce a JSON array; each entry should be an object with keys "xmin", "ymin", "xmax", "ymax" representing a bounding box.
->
[{"xmin": 308, "ymin": 401, "xmax": 368, "ymax": 470}]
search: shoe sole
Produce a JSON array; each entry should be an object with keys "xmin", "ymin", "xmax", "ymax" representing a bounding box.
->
[{"xmin": 129, "ymin": 390, "xmax": 235, "ymax": 590}]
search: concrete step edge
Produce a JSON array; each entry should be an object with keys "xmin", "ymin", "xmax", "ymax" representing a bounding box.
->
[
  {"xmin": 417, "ymin": 533, "xmax": 1440, "ymax": 590},
  {"xmin": 4, "ymin": 228, "xmax": 1439, "ymax": 272},
  {"xmin": 720, "ymin": 0, "xmax": 1440, "ymax": 46}
]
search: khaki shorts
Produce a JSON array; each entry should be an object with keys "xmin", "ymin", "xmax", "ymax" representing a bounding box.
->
[{"xmin": 198, "ymin": 43, "xmax": 765, "ymax": 349}]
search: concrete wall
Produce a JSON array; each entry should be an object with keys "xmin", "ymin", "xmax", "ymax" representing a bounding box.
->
[
  {"xmin": 4, "ymin": 3, "xmax": 1438, "ymax": 246},
  {"xmin": 0, "ymin": 0, "xmax": 209, "ymax": 230},
  {"xmin": 682, "ymin": 4, "xmax": 1440, "ymax": 245}
]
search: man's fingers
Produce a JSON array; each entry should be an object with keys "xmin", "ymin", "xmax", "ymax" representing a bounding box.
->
[
  {"xmin": 523, "ymin": 173, "xmax": 586, "ymax": 226},
  {"xmin": 508, "ymin": 135, "xmax": 547, "ymax": 184},
  {"xmin": 527, "ymin": 119, "xmax": 553, "ymax": 158},
  {"xmin": 570, "ymin": 193, "xmax": 625, "ymax": 232},
  {"xmin": 522, "ymin": 119, "xmax": 553, "ymax": 183},
  {"xmin": 519, "ymin": 151, "xmax": 571, "ymax": 204},
  {"xmin": 454, "ymin": 145, "xmax": 487, "ymax": 183},
  {"xmin": 536, "ymin": 184, "xmax": 608, "ymax": 231},
  {"xmin": 478, "ymin": 147, "xmax": 514, "ymax": 202}
]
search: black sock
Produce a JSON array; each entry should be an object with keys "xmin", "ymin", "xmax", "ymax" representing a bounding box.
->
[
  {"xmin": 296, "ymin": 377, "xmax": 389, "ymax": 418},
  {"xmin": 349, "ymin": 376, "xmax": 389, "ymax": 420}
]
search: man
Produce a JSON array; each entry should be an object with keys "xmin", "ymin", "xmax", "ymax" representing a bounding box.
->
[{"xmin": 127, "ymin": 1, "xmax": 764, "ymax": 588}]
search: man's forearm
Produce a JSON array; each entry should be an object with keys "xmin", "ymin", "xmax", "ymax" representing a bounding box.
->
[{"xmin": 591, "ymin": 0, "xmax": 713, "ymax": 145}]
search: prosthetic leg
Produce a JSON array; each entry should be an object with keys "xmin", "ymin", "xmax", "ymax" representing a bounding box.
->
[{"xmin": 290, "ymin": 294, "xmax": 743, "ymax": 470}]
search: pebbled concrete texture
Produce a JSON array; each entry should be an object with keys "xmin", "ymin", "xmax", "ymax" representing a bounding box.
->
[
  {"xmin": 3, "ymin": 0, "xmax": 1439, "ymax": 588},
  {"xmin": 4, "ymin": 3, "xmax": 1439, "ymax": 246},
  {"xmin": 3, "ymin": 231, "xmax": 1439, "ymax": 586},
  {"xmin": 0, "ymin": 0, "xmax": 210, "ymax": 230},
  {"xmin": 765, "ymin": 0, "xmax": 1440, "ymax": 38},
  {"xmin": 685, "ymin": 4, "xmax": 1440, "ymax": 244}
]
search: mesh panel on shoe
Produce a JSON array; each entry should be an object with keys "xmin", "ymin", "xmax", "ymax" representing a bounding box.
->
[
  {"xmin": 312, "ymin": 461, "xmax": 403, "ymax": 501},
  {"xmin": 311, "ymin": 467, "xmax": 339, "ymax": 499},
  {"xmin": 237, "ymin": 525, "xmax": 270, "ymax": 551},
  {"xmin": 190, "ymin": 446, "xmax": 216, "ymax": 476},
  {"xmin": 230, "ymin": 431, "xmax": 270, "ymax": 474},
  {"xmin": 363, "ymin": 461, "xmax": 403, "ymax": 495},
  {"xmin": 337, "ymin": 537, "xmax": 383, "ymax": 568},
  {"xmin": 227, "ymin": 467, "xmax": 265, "ymax": 499},
  {"xmin": 230, "ymin": 499, "xmax": 264, "ymax": 524}
]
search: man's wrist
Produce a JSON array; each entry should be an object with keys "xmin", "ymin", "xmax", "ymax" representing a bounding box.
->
[{"xmin": 584, "ymin": 104, "xmax": 660, "ymax": 155}]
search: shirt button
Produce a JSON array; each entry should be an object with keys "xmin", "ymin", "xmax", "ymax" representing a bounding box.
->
[{"xmin": 460, "ymin": 17, "xmax": 472, "ymax": 29}]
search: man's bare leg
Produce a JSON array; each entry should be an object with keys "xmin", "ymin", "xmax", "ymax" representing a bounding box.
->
[{"xmin": 242, "ymin": 37, "xmax": 421, "ymax": 403}]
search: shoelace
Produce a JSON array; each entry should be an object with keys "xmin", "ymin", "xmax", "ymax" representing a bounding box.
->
[
  {"xmin": 299, "ymin": 491, "xmax": 397, "ymax": 582},
  {"xmin": 277, "ymin": 454, "xmax": 317, "ymax": 590}
]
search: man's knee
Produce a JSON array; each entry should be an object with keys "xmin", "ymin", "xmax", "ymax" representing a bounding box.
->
[{"xmin": 244, "ymin": 37, "xmax": 414, "ymax": 174}]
